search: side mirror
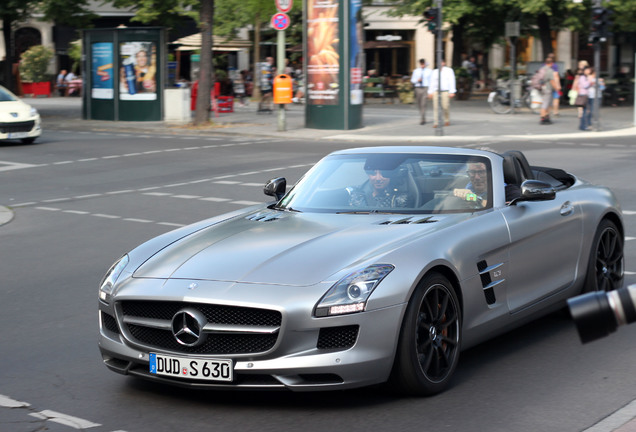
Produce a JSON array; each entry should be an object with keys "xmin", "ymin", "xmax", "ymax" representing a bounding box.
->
[
  {"xmin": 511, "ymin": 180, "xmax": 556, "ymax": 204},
  {"xmin": 264, "ymin": 177, "xmax": 287, "ymax": 201}
]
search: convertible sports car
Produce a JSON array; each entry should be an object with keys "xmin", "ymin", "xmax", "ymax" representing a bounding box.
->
[
  {"xmin": 0, "ymin": 85, "xmax": 41, "ymax": 144},
  {"xmin": 98, "ymin": 146, "xmax": 624, "ymax": 395}
]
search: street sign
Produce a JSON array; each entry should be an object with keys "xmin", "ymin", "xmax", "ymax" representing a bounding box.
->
[
  {"xmin": 275, "ymin": 0, "xmax": 293, "ymax": 13},
  {"xmin": 271, "ymin": 13, "xmax": 290, "ymax": 31}
]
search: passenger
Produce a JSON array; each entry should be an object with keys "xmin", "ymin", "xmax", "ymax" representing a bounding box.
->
[{"xmin": 349, "ymin": 166, "xmax": 410, "ymax": 208}]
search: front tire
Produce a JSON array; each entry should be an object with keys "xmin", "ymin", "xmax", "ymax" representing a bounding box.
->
[
  {"xmin": 390, "ymin": 272, "xmax": 461, "ymax": 396},
  {"xmin": 583, "ymin": 219, "xmax": 624, "ymax": 293}
]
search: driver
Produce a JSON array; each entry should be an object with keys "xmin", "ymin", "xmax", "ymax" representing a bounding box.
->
[
  {"xmin": 453, "ymin": 161, "xmax": 489, "ymax": 207},
  {"xmin": 349, "ymin": 166, "xmax": 410, "ymax": 208}
]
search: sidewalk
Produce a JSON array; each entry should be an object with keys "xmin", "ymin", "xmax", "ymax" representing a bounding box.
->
[{"xmin": 27, "ymin": 93, "xmax": 636, "ymax": 142}]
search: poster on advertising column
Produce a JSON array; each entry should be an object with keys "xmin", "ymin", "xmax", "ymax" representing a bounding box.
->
[
  {"xmin": 307, "ymin": 0, "xmax": 339, "ymax": 105},
  {"xmin": 119, "ymin": 41, "xmax": 157, "ymax": 101},
  {"xmin": 91, "ymin": 42, "xmax": 114, "ymax": 100}
]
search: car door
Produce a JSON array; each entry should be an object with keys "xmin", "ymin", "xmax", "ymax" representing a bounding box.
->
[{"xmin": 502, "ymin": 193, "xmax": 584, "ymax": 313}]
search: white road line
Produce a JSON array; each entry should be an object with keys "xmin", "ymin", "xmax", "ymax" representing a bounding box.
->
[
  {"xmin": 158, "ymin": 222, "xmax": 186, "ymax": 227},
  {"xmin": 123, "ymin": 218, "xmax": 154, "ymax": 223},
  {"xmin": 74, "ymin": 194, "xmax": 102, "ymax": 199},
  {"xmin": 231, "ymin": 200, "xmax": 260, "ymax": 205},
  {"xmin": 199, "ymin": 197, "xmax": 232, "ymax": 202},
  {"xmin": 0, "ymin": 161, "xmax": 41, "ymax": 172},
  {"xmin": 624, "ymin": 210, "xmax": 636, "ymax": 215},
  {"xmin": 173, "ymin": 195, "xmax": 202, "ymax": 199},
  {"xmin": 29, "ymin": 410, "xmax": 101, "ymax": 429},
  {"xmin": 215, "ymin": 180, "xmax": 241, "ymax": 184},
  {"xmin": 92, "ymin": 213, "xmax": 121, "ymax": 219},
  {"xmin": 626, "ymin": 236, "xmax": 635, "ymax": 241},
  {"xmin": 143, "ymin": 192, "xmax": 172, "ymax": 196},
  {"xmin": 36, "ymin": 207, "xmax": 61, "ymax": 211},
  {"xmin": 0, "ymin": 394, "xmax": 30, "ymax": 408}
]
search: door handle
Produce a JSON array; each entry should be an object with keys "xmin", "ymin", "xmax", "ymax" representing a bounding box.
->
[{"xmin": 560, "ymin": 201, "xmax": 574, "ymax": 216}]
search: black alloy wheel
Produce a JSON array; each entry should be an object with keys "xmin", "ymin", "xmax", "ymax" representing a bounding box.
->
[
  {"xmin": 585, "ymin": 219, "xmax": 624, "ymax": 293},
  {"xmin": 390, "ymin": 272, "xmax": 461, "ymax": 396}
]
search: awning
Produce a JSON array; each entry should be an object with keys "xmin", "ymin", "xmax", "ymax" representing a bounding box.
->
[
  {"xmin": 172, "ymin": 33, "xmax": 252, "ymax": 51},
  {"xmin": 364, "ymin": 40, "xmax": 411, "ymax": 49}
]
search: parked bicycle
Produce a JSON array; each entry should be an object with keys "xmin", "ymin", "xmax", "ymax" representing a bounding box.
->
[{"xmin": 488, "ymin": 77, "xmax": 542, "ymax": 114}]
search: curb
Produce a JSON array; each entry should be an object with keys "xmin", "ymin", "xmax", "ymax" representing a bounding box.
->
[{"xmin": 0, "ymin": 206, "xmax": 14, "ymax": 226}]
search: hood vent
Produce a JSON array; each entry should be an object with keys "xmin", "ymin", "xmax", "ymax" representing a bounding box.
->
[
  {"xmin": 378, "ymin": 216, "xmax": 437, "ymax": 225},
  {"xmin": 246, "ymin": 211, "xmax": 286, "ymax": 222}
]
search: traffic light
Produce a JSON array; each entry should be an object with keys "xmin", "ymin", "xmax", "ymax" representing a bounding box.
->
[
  {"xmin": 424, "ymin": 8, "xmax": 439, "ymax": 33},
  {"xmin": 589, "ymin": 7, "xmax": 613, "ymax": 43}
]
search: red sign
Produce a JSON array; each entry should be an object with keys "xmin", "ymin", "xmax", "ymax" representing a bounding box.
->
[
  {"xmin": 275, "ymin": 0, "xmax": 293, "ymax": 13},
  {"xmin": 271, "ymin": 13, "xmax": 290, "ymax": 31}
]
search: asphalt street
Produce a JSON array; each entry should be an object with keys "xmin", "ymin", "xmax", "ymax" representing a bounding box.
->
[{"xmin": 1, "ymin": 94, "xmax": 636, "ymax": 431}]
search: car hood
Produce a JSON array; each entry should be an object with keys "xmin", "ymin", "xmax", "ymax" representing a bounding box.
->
[
  {"xmin": 133, "ymin": 210, "xmax": 448, "ymax": 286},
  {"xmin": 0, "ymin": 101, "xmax": 35, "ymax": 122}
]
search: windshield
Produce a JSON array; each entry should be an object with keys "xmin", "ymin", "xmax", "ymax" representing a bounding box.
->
[
  {"xmin": 277, "ymin": 153, "xmax": 493, "ymax": 214},
  {"xmin": 0, "ymin": 87, "xmax": 18, "ymax": 102}
]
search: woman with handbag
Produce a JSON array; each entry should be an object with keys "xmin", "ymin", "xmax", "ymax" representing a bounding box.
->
[
  {"xmin": 576, "ymin": 67, "xmax": 591, "ymax": 131},
  {"xmin": 571, "ymin": 60, "xmax": 589, "ymax": 119}
]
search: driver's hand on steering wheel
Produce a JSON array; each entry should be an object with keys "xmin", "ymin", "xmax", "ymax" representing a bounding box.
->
[{"xmin": 453, "ymin": 188, "xmax": 486, "ymax": 207}]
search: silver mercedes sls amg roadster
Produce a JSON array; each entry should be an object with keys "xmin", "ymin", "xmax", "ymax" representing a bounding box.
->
[{"xmin": 98, "ymin": 146, "xmax": 624, "ymax": 395}]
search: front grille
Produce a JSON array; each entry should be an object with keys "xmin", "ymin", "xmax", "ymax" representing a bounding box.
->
[
  {"xmin": 118, "ymin": 300, "xmax": 281, "ymax": 355},
  {"xmin": 0, "ymin": 121, "xmax": 35, "ymax": 133},
  {"xmin": 127, "ymin": 324, "xmax": 278, "ymax": 354},
  {"xmin": 121, "ymin": 301, "xmax": 281, "ymax": 326},
  {"xmin": 101, "ymin": 311, "xmax": 120, "ymax": 334},
  {"xmin": 317, "ymin": 325, "xmax": 359, "ymax": 350}
]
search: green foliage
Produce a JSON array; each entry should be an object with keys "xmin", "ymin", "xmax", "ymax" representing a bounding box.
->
[
  {"xmin": 20, "ymin": 45, "xmax": 54, "ymax": 82},
  {"xmin": 68, "ymin": 40, "xmax": 82, "ymax": 74}
]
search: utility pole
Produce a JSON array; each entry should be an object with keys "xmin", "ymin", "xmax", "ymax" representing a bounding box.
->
[{"xmin": 435, "ymin": 0, "xmax": 443, "ymax": 136}]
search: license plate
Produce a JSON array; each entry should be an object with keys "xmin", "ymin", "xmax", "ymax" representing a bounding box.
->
[
  {"xmin": 8, "ymin": 132, "xmax": 29, "ymax": 139},
  {"xmin": 487, "ymin": 92, "xmax": 496, "ymax": 103},
  {"xmin": 149, "ymin": 353, "xmax": 233, "ymax": 382}
]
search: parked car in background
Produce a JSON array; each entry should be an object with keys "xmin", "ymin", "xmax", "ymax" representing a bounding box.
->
[{"xmin": 0, "ymin": 85, "xmax": 41, "ymax": 144}]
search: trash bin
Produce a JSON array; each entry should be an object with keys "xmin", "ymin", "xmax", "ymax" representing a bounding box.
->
[{"xmin": 273, "ymin": 74, "xmax": 293, "ymax": 104}]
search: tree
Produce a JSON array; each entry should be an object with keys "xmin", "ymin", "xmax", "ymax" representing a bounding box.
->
[{"xmin": 1, "ymin": 0, "xmax": 95, "ymax": 92}]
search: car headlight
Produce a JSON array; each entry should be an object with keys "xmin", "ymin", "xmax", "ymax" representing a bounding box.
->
[
  {"xmin": 30, "ymin": 107, "xmax": 38, "ymax": 117},
  {"xmin": 315, "ymin": 264, "xmax": 394, "ymax": 317},
  {"xmin": 99, "ymin": 255, "xmax": 129, "ymax": 302}
]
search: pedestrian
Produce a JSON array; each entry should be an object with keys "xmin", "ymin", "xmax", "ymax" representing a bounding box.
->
[
  {"xmin": 582, "ymin": 66, "xmax": 604, "ymax": 131},
  {"xmin": 575, "ymin": 66, "xmax": 591, "ymax": 130},
  {"xmin": 571, "ymin": 60, "xmax": 589, "ymax": 118},
  {"xmin": 539, "ymin": 54, "xmax": 560, "ymax": 125},
  {"xmin": 428, "ymin": 59, "xmax": 456, "ymax": 128},
  {"xmin": 56, "ymin": 69, "xmax": 67, "ymax": 96},
  {"xmin": 411, "ymin": 58, "xmax": 432, "ymax": 125},
  {"xmin": 548, "ymin": 56, "xmax": 562, "ymax": 116}
]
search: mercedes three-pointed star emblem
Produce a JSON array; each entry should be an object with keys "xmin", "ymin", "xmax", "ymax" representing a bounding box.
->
[{"xmin": 171, "ymin": 308, "xmax": 208, "ymax": 347}]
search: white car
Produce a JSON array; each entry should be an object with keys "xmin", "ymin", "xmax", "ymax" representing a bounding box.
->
[{"xmin": 0, "ymin": 85, "xmax": 41, "ymax": 144}]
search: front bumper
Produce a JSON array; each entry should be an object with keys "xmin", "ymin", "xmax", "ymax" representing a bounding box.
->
[
  {"xmin": 0, "ymin": 116, "xmax": 41, "ymax": 140},
  {"xmin": 98, "ymin": 279, "xmax": 405, "ymax": 391}
]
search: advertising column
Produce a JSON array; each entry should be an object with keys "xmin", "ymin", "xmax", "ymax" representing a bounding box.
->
[
  {"xmin": 305, "ymin": 0, "xmax": 362, "ymax": 130},
  {"xmin": 83, "ymin": 27, "xmax": 163, "ymax": 121}
]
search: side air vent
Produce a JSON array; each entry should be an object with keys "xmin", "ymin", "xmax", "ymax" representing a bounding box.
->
[
  {"xmin": 246, "ymin": 211, "xmax": 285, "ymax": 222},
  {"xmin": 477, "ymin": 260, "xmax": 504, "ymax": 306},
  {"xmin": 378, "ymin": 216, "xmax": 437, "ymax": 225}
]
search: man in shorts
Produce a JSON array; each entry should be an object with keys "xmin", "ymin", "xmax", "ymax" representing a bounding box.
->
[{"xmin": 539, "ymin": 54, "xmax": 561, "ymax": 125}]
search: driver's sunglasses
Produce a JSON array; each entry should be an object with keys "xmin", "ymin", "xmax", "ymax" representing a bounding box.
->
[
  {"xmin": 365, "ymin": 169, "xmax": 392, "ymax": 177},
  {"xmin": 466, "ymin": 169, "xmax": 487, "ymax": 177}
]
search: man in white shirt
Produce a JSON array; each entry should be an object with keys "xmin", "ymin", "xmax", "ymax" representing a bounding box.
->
[
  {"xmin": 428, "ymin": 59, "xmax": 457, "ymax": 127},
  {"xmin": 410, "ymin": 59, "xmax": 432, "ymax": 125}
]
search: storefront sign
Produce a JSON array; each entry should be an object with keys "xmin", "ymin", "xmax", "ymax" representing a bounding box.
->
[{"xmin": 376, "ymin": 35, "xmax": 402, "ymax": 41}]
